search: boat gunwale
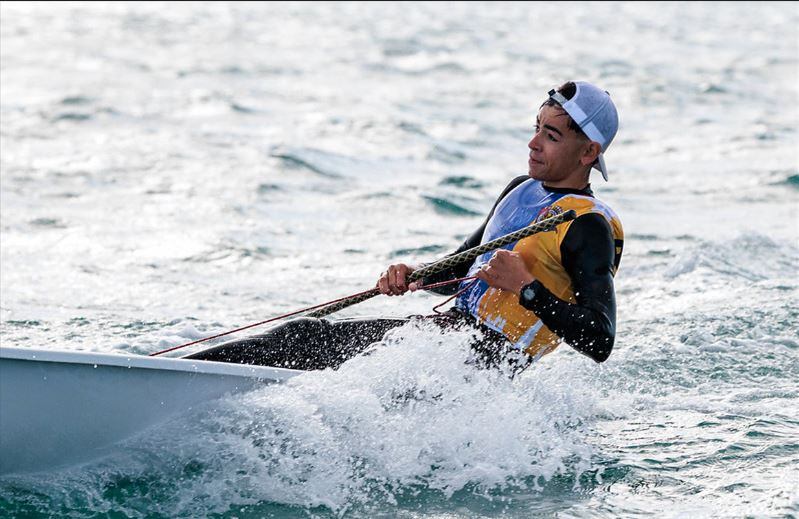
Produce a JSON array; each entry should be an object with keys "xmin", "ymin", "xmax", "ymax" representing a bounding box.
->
[{"xmin": 0, "ymin": 346, "xmax": 304, "ymax": 381}]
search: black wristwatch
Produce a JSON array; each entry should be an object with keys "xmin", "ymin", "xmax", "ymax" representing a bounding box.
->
[{"xmin": 519, "ymin": 281, "xmax": 538, "ymax": 308}]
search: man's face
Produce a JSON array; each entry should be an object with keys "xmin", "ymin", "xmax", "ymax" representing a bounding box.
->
[{"xmin": 527, "ymin": 105, "xmax": 591, "ymax": 184}]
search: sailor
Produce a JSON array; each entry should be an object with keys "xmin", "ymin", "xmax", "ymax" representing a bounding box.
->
[{"xmin": 187, "ymin": 81, "xmax": 624, "ymax": 373}]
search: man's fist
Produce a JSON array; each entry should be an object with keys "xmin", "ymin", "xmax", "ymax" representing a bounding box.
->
[
  {"xmin": 377, "ymin": 263, "xmax": 418, "ymax": 296},
  {"xmin": 475, "ymin": 249, "xmax": 534, "ymax": 295}
]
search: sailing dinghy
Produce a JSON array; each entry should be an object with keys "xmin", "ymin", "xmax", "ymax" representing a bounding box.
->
[{"xmin": 0, "ymin": 346, "xmax": 301, "ymax": 476}]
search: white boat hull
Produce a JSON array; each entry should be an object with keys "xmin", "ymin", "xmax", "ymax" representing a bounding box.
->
[{"xmin": 0, "ymin": 347, "xmax": 302, "ymax": 476}]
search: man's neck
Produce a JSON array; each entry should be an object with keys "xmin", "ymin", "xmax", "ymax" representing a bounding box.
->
[
  {"xmin": 542, "ymin": 168, "xmax": 591, "ymax": 190},
  {"xmin": 543, "ymin": 179, "xmax": 589, "ymax": 190},
  {"xmin": 542, "ymin": 182, "xmax": 593, "ymax": 197}
]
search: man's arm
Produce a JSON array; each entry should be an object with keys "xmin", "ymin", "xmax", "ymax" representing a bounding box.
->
[{"xmin": 519, "ymin": 213, "xmax": 617, "ymax": 362}]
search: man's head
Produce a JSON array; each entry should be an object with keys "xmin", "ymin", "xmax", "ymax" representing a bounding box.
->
[{"xmin": 528, "ymin": 81, "xmax": 619, "ymax": 188}]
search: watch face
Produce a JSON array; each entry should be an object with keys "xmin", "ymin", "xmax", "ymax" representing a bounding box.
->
[{"xmin": 522, "ymin": 285, "xmax": 535, "ymax": 300}]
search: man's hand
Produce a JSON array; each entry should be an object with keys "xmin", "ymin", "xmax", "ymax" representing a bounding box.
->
[
  {"xmin": 377, "ymin": 263, "xmax": 420, "ymax": 296},
  {"xmin": 475, "ymin": 249, "xmax": 534, "ymax": 295}
]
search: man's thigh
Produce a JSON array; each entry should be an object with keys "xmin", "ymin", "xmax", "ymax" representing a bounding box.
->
[{"xmin": 184, "ymin": 317, "xmax": 409, "ymax": 370}]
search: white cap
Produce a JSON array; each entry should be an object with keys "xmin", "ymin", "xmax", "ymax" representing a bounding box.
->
[{"xmin": 548, "ymin": 81, "xmax": 619, "ymax": 181}]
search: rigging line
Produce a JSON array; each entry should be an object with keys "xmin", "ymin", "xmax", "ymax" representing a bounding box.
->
[{"xmin": 149, "ymin": 275, "xmax": 475, "ymax": 357}]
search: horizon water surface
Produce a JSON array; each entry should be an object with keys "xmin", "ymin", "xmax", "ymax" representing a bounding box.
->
[{"xmin": 1, "ymin": 2, "xmax": 798, "ymax": 518}]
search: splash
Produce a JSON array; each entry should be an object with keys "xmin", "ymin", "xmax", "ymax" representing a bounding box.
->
[{"xmin": 1, "ymin": 322, "xmax": 603, "ymax": 516}]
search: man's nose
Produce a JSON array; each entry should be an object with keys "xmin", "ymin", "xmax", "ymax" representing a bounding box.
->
[{"xmin": 528, "ymin": 133, "xmax": 540, "ymax": 151}]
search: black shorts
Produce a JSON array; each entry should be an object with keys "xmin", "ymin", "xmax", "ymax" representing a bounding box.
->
[{"xmin": 184, "ymin": 309, "xmax": 531, "ymax": 374}]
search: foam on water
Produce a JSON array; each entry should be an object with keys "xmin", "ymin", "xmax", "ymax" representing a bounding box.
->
[{"xmin": 1, "ymin": 323, "xmax": 610, "ymax": 517}]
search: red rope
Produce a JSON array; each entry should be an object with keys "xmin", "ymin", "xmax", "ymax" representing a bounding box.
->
[
  {"xmin": 433, "ymin": 277, "xmax": 479, "ymax": 314},
  {"xmin": 149, "ymin": 275, "xmax": 477, "ymax": 357},
  {"xmin": 414, "ymin": 275, "xmax": 476, "ymax": 292}
]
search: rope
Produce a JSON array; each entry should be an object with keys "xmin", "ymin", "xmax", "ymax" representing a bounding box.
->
[
  {"xmin": 149, "ymin": 275, "xmax": 475, "ymax": 357},
  {"xmin": 307, "ymin": 209, "xmax": 576, "ymax": 318},
  {"xmin": 149, "ymin": 209, "xmax": 576, "ymax": 356}
]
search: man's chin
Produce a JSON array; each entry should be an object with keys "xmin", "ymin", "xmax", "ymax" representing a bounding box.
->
[{"xmin": 528, "ymin": 167, "xmax": 545, "ymax": 180}]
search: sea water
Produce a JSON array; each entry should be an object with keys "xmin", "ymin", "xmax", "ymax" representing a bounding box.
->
[{"xmin": 1, "ymin": 2, "xmax": 797, "ymax": 517}]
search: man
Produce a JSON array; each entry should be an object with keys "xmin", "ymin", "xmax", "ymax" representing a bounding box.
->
[
  {"xmin": 187, "ymin": 81, "xmax": 623, "ymax": 372},
  {"xmin": 384, "ymin": 80, "xmax": 624, "ymax": 366}
]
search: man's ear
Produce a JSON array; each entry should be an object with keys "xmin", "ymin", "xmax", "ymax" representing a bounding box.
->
[{"xmin": 580, "ymin": 141, "xmax": 602, "ymax": 167}]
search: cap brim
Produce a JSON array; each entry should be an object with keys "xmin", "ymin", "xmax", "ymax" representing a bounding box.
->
[{"xmin": 594, "ymin": 154, "xmax": 609, "ymax": 181}]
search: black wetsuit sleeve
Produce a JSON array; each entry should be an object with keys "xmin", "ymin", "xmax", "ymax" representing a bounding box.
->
[
  {"xmin": 421, "ymin": 175, "xmax": 529, "ymax": 295},
  {"xmin": 520, "ymin": 213, "xmax": 618, "ymax": 363}
]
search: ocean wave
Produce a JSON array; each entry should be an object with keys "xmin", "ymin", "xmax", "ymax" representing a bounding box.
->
[
  {"xmin": 270, "ymin": 146, "xmax": 374, "ymax": 179},
  {"xmin": 664, "ymin": 233, "xmax": 798, "ymax": 282},
  {"xmin": 421, "ymin": 194, "xmax": 482, "ymax": 216},
  {"xmin": 181, "ymin": 241, "xmax": 272, "ymax": 265},
  {"xmin": 437, "ymin": 175, "xmax": 487, "ymax": 189}
]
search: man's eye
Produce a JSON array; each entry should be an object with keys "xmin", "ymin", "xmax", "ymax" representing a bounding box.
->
[{"xmin": 548, "ymin": 134, "xmax": 558, "ymax": 142}]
